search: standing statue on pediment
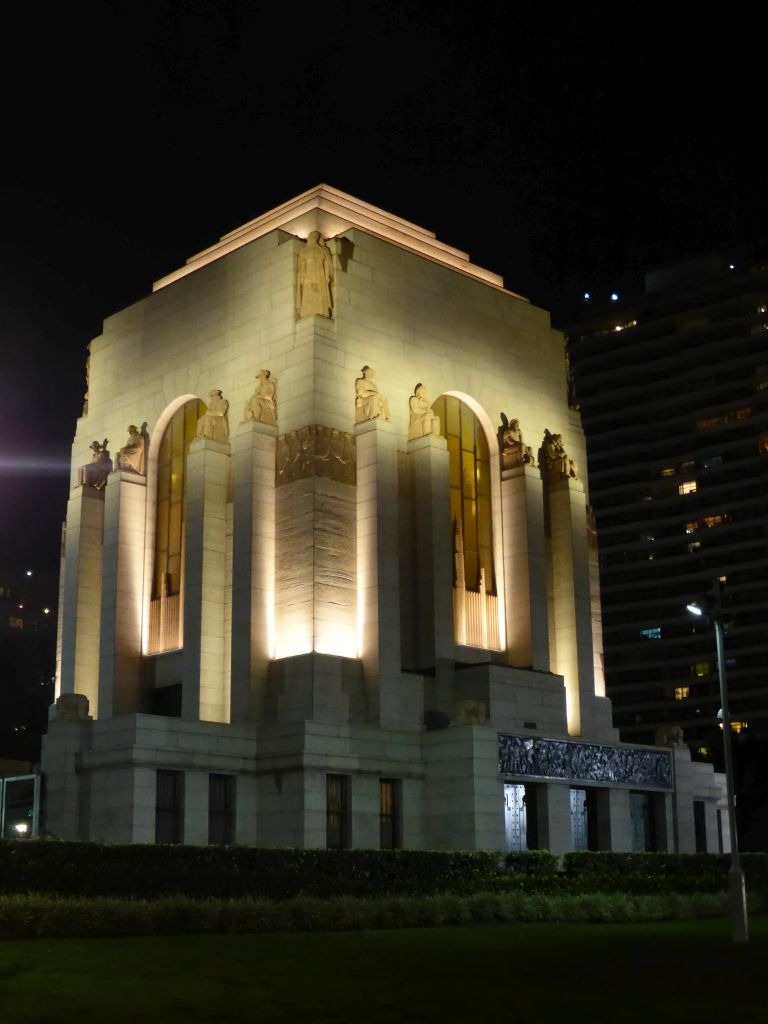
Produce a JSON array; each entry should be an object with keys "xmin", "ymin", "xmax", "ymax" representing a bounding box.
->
[
  {"xmin": 80, "ymin": 439, "xmax": 112, "ymax": 490},
  {"xmin": 297, "ymin": 231, "xmax": 334, "ymax": 318},
  {"xmin": 196, "ymin": 389, "xmax": 230, "ymax": 443},
  {"xmin": 408, "ymin": 383, "xmax": 440, "ymax": 439},
  {"xmin": 117, "ymin": 424, "xmax": 148, "ymax": 475},
  {"xmin": 498, "ymin": 413, "xmax": 534, "ymax": 470},
  {"xmin": 243, "ymin": 369, "xmax": 277, "ymax": 425},
  {"xmin": 355, "ymin": 365, "xmax": 390, "ymax": 422}
]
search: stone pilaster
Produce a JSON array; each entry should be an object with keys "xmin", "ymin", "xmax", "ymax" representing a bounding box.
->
[
  {"xmin": 182, "ymin": 770, "xmax": 209, "ymax": 845},
  {"xmin": 587, "ymin": 505, "xmax": 606, "ymax": 698},
  {"xmin": 501, "ymin": 463, "xmax": 549, "ymax": 670},
  {"xmin": 351, "ymin": 774, "xmax": 381, "ymax": 849},
  {"xmin": 255, "ymin": 760, "xmax": 310, "ymax": 848},
  {"xmin": 423, "ymin": 726, "xmax": 504, "ymax": 850},
  {"xmin": 230, "ymin": 420, "xmax": 277, "ymax": 722},
  {"xmin": 130, "ymin": 766, "xmax": 157, "ymax": 844},
  {"xmin": 54, "ymin": 523, "xmax": 66, "ymax": 701},
  {"xmin": 182, "ymin": 437, "xmax": 231, "ymax": 723},
  {"xmin": 655, "ymin": 791, "xmax": 674, "ymax": 853},
  {"xmin": 98, "ymin": 470, "xmax": 147, "ymax": 717},
  {"xmin": 274, "ymin": 425, "xmax": 357, "ymax": 662},
  {"xmin": 58, "ymin": 484, "xmax": 105, "ymax": 714},
  {"xmin": 595, "ymin": 787, "xmax": 633, "ymax": 851},
  {"xmin": 546, "ymin": 475, "xmax": 594, "ymax": 737},
  {"xmin": 537, "ymin": 782, "xmax": 573, "ymax": 854},
  {"xmin": 356, "ymin": 417, "xmax": 402, "ymax": 724},
  {"xmin": 406, "ymin": 433, "xmax": 453, "ymax": 670},
  {"xmin": 40, "ymin": 694, "xmax": 92, "ymax": 840}
]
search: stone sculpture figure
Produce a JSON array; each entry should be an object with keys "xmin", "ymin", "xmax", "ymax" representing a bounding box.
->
[
  {"xmin": 654, "ymin": 725, "xmax": 686, "ymax": 748},
  {"xmin": 315, "ymin": 426, "xmax": 333, "ymax": 466},
  {"xmin": 116, "ymin": 424, "xmax": 148, "ymax": 475},
  {"xmin": 566, "ymin": 350, "xmax": 580, "ymax": 411},
  {"xmin": 540, "ymin": 428, "xmax": 577, "ymax": 481},
  {"xmin": 276, "ymin": 430, "xmax": 299, "ymax": 483},
  {"xmin": 455, "ymin": 700, "xmax": 487, "ymax": 726},
  {"xmin": 408, "ymin": 383, "xmax": 440, "ymax": 439},
  {"xmin": 82, "ymin": 355, "xmax": 90, "ymax": 417},
  {"xmin": 80, "ymin": 439, "xmax": 112, "ymax": 490},
  {"xmin": 196, "ymin": 389, "xmax": 230, "ymax": 443},
  {"xmin": 276, "ymin": 426, "xmax": 356, "ymax": 486},
  {"xmin": 243, "ymin": 369, "xmax": 277, "ymax": 425},
  {"xmin": 297, "ymin": 231, "xmax": 334, "ymax": 318},
  {"xmin": 354, "ymin": 366, "xmax": 390, "ymax": 423},
  {"xmin": 498, "ymin": 733, "xmax": 672, "ymax": 788},
  {"xmin": 498, "ymin": 413, "xmax": 534, "ymax": 470},
  {"xmin": 331, "ymin": 428, "xmax": 355, "ymax": 471}
]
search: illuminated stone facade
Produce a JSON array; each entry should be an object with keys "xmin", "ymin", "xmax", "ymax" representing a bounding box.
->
[{"xmin": 42, "ymin": 187, "xmax": 727, "ymax": 853}]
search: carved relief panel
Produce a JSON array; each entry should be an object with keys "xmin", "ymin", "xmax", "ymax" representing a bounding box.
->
[{"xmin": 276, "ymin": 425, "xmax": 356, "ymax": 486}]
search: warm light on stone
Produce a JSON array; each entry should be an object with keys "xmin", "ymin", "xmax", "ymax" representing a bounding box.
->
[{"xmin": 41, "ymin": 187, "xmax": 729, "ymax": 856}]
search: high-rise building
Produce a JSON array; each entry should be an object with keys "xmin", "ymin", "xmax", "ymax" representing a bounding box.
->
[
  {"xmin": 566, "ymin": 250, "xmax": 768, "ymax": 791},
  {"xmin": 0, "ymin": 569, "xmax": 56, "ymax": 765},
  {"xmin": 40, "ymin": 187, "xmax": 727, "ymax": 853}
]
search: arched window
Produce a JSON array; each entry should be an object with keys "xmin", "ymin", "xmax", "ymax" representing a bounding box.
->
[
  {"xmin": 148, "ymin": 398, "xmax": 205, "ymax": 653},
  {"xmin": 432, "ymin": 394, "xmax": 500, "ymax": 649}
]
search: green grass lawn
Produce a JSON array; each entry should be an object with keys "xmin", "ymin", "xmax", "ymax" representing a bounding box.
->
[{"xmin": 0, "ymin": 917, "xmax": 766, "ymax": 1024}]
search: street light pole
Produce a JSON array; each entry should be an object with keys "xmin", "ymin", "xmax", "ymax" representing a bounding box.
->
[
  {"xmin": 710, "ymin": 585, "xmax": 749, "ymax": 943},
  {"xmin": 688, "ymin": 580, "xmax": 748, "ymax": 943}
]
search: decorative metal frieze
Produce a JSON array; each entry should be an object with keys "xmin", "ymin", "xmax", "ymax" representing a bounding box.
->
[
  {"xmin": 276, "ymin": 425, "xmax": 356, "ymax": 486},
  {"xmin": 497, "ymin": 733, "xmax": 673, "ymax": 790}
]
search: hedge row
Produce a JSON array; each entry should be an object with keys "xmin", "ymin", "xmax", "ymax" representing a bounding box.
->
[
  {"xmin": 504, "ymin": 851, "xmax": 768, "ymax": 895},
  {"xmin": 1, "ymin": 842, "xmax": 765, "ymax": 900},
  {"xmin": 0, "ymin": 890, "xmax": 743, "ymax": 940},
  {"xmin": 0, "ymin": 843, "xmax": 502, "ymax": 899}
]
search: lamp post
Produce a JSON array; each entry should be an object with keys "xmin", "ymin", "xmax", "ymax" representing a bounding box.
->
[{"xmin": 686, "ymin": 580, "xmax": 748, "ymax": 943}]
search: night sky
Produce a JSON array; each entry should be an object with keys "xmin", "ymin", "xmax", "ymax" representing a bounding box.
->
[{"xmin": 2, "ymin": 1, "xmax": 764, "ymax": 582}]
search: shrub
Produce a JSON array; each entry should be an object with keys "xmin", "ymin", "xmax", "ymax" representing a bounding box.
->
[
  {"xmin": 0, "ymin": 842, "xmax": 503, "ymax": 900},
  {"xmin": 562, "ymin": 852, "xmax": 768, "ymax": 895},
  {"xmin": 504, "ymin": 850, "xmax": 560, "ymax": 875},
  {"xmin": 0, "ymin": 889, "xmax": 747, "ymax": 941},
  {"xmin": 1, "ymin": 841, "xmax": 763, "ymax": 903}
]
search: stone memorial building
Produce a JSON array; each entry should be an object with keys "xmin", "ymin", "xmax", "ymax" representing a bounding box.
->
[{"xmin": 42, "ymin": 186, "xmax": 728, "ymax": 853}]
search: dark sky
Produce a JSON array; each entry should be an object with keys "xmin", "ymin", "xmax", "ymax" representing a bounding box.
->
[{"xmin": 1, "ymin": 0, "xmax": 764, "ymax": 580}]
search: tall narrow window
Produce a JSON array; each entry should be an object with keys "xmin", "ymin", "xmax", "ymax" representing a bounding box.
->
[
  {"xmin": 326, "ymin": 774, "xmax": 351, "ymax": 849},
  {"xmin": 432, "ymin": 395, "xmax": 500, "ymax": 649},
  {"xmin": 208, "ymin": 773, "xmax": 235, "ymax": 845},
  {"xmin": 155, "ymin": 769, "xmax": 184, "ymax": 844},
  {"xmin": 379, "ymin": 779, "xmax": 402, "ymax": 849},
  {"xmin": 693, "ymin": 800, "xmax": 707, "ymax": 853},
  {"xmin": 148, "ymin": 398, "xmax": 206, "ymax": 654},
  {"xmin": 504, "ymin": 783, "xmax": 527, "ymax": 852},
  {"xmin": 570, "ymin": 787, "xmax": 589, "ymax": 851}
]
